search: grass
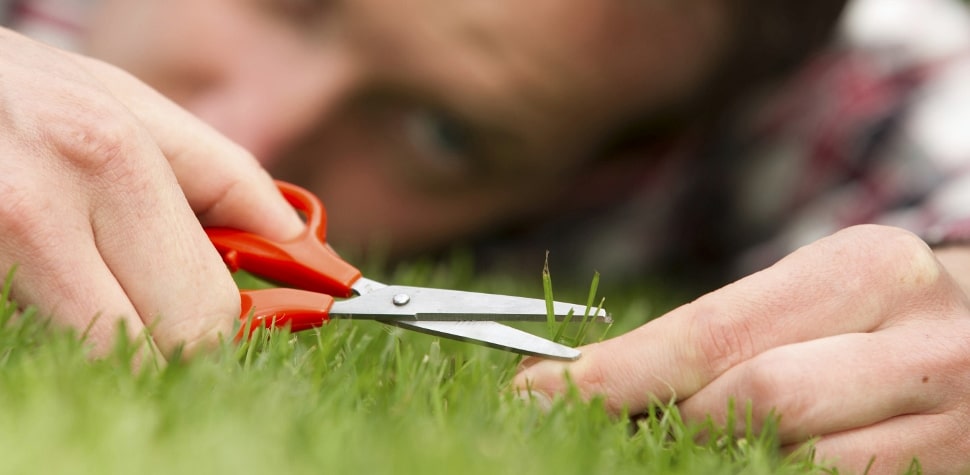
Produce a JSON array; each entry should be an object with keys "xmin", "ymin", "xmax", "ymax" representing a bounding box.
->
[{"xmin": 0, "ymin": 259, "xmax": 848, "ymax": 475}]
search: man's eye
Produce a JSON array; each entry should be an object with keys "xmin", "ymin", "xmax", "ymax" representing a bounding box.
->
[{"xmin": 403, "ymin": 109, "xmax": 478, "ymax": 176}]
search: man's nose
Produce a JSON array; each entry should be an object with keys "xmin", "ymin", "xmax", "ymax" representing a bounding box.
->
[{"xmin": 184, "ymin": 44, "xmax": 359, "ymax": 164}]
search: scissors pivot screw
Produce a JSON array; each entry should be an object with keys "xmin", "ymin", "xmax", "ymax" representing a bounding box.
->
[{"xmin": 392, "ymin": 294, "xmax": 411, "ymax": 306}]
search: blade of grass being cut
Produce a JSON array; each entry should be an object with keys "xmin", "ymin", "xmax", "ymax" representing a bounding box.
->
[
  {"xmin": 551, "ymin": 308, "xmax": 575, "ymax": 345},
  {"xmin": 542, "ymin": 251, "xmax": 557, "ymax": 337},
  {"xmin": 543, "ymin": 259, "xmax": 610, "ymax": 347},
  {"xmin": 573, "ymin": 271, "xmax": 604, "ymax": 345}
]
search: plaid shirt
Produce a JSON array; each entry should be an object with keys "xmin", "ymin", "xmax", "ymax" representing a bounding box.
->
[
  {"xmin": 477, "ymin": 0, "xmax": 970, "ymax": 282},
  {"xmin": 2, "ymin": 0, "xmax": 90, "ymax": 50},
  {"xmin": 6, "ymin": 0, "xmax": 970, "ymax": 283},
  {"xmin": 472, "ymin": 0, "xmax": 970, "ymax": 285},
  {"xmin": 721, "ymin": 0, "xmax": 970, "ymax": 276}
]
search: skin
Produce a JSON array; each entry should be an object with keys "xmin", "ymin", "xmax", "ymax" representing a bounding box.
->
[
  {"xmin": 81, "ymin": 0, "xmax": 726, "ymax": 255},
  {"xmin": 0, "ymin": 28, "xmax": 304, "ymax": 360},
  {"xmin": 516, "ymin": 226, "xmax": 970, "ymax": 474},
  {"xmin": 3, "ymin": 0, "xmax": 970, "ymax": 471}
]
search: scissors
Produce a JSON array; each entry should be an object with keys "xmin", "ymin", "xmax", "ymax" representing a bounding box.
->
[{"xmin": 205, "ymin": 181, "xmax": 609, "ymax": 361}]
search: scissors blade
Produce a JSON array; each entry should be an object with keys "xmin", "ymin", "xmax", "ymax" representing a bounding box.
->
[
  {"xmin": 392, "ymin": 320, "xmax": 581, "ymax": 361},
  {"xmin": 331, "ymin": 285, "xmax": 610, "ymax": 322}
]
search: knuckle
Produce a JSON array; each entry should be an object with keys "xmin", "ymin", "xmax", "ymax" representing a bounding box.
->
[
  {"xmin": 575, "ymin": 368, "xmax": 632, "ymax": 416},
  {"xmin": 563, "ymin": 346, "xmax": 635, "ymax": 414},
  {"xmin": 0, "ymin": 180, "xmax": 51, "ymax": 245},
  {"xmin": 570, "ymin": 359, "xmax": 611, "ymax": 398},
  {"xmin": 689, "ymin": 301, "xmax": 758, "ymax": 377},
  {"xmin": 735, "ymin": 352, "xmax": 805, "ymax": 425},
  {"xmin": 198, "ymin": 175, "xmax": 248, "ymax": 220},
  {"xmin": 876, "ymin": 229, "xmax": 940, "ymax": 289},
  {"xmin": 168, "ymin": 316, "xmax": 233, "ymax": 358},
  {"xmin": 0, "ymin": 181, "xmax": 33, "ymax": 227},
  {"xmin": 245, "ymin": 163, "xmax": 278, "ymax": 192},
  {"xmin": 829, "ymin": 225, "xmax": 943, "ymax": 293},
  {"xmin": 154, "ymin": 279, "xmax": 239, "ymax": 358},
  {"xmin": 42, "ymin": 101, "xmax": 145, "ymax": 180}
]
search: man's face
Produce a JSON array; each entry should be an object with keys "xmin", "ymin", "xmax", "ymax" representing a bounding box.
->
[{"xmin": 83, "ymin": 0, "xmax": 725, "ymax": 256}]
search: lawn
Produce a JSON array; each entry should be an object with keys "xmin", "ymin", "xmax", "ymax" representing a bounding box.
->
[{"xmin": 0, "ymin": 260, "xmax": 880, "ymax": 475}]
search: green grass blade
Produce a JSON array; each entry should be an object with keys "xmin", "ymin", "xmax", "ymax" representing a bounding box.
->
[
  {"xmin": 0, "ymin": 258, "xmax": 848, "ymax": 475},
  {"xmin": 542, "ymin": 251, "xmax": 556, "ymax": 337}
]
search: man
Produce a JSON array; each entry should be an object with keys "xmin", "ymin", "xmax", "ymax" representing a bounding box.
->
[{"xmin": 2, "ymin": 0, "xmax": 969, "ymax": 472}]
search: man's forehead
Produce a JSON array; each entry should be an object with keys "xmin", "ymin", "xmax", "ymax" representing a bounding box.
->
[{"xmin": 353, "ymin": 0, "xmax": 724, "ymax": 114}]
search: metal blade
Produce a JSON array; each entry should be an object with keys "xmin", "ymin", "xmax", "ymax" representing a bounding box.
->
[
  {"xmin": 392, "ymin": 320, "xmax": 581, "ymax": 361},
  {"xmin": 331, "ymin": 285, "xmax": 610, "ymax": 322}
]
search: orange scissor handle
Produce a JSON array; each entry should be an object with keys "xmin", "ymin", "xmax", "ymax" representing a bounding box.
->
[
  {"xmin": 205, "ymin": 181, "xmax": 362, "ymax": 298},
  {"xmin": 236, "ymin": 288, "xmax": 335, "ymax": 339}
]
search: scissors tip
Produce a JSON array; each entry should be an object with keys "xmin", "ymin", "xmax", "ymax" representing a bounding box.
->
[
  {"xmin": 549, "ymin": 346, "xmax": 582, "ymax": 361},
  {"xmin": 551, "ymin": 301, "xmax": 611, "ymax": 324},
  {"xmin": 394, "ymin": 320, "xmax": 582, "ymax": 360}
]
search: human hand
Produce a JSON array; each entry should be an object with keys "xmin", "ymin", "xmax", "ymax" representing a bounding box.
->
[
  {"xmin": 514, "ymin": 225, "xmax": 970, "ymax": 474},
  {"xmin": 0, "ymin": 29, "xmax": 304, "ymax": 360}
]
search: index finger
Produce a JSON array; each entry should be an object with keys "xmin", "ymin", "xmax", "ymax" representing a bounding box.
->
[
  {"xmin": 514, "ymin": 225, "xmax": 960, "ymax": 414},
  {"xmin": 75, "ymin": 54, "xmax": 305, "ymax": 240}
]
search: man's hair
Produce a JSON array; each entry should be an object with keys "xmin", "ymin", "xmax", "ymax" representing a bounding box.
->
[
  {"xmin": 720, "ymin": 0, "xmax": 849, "ymax": 98},
  {"xmin": 596, "ymin": 0, "xmax": 848, "ymax": 157}
]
